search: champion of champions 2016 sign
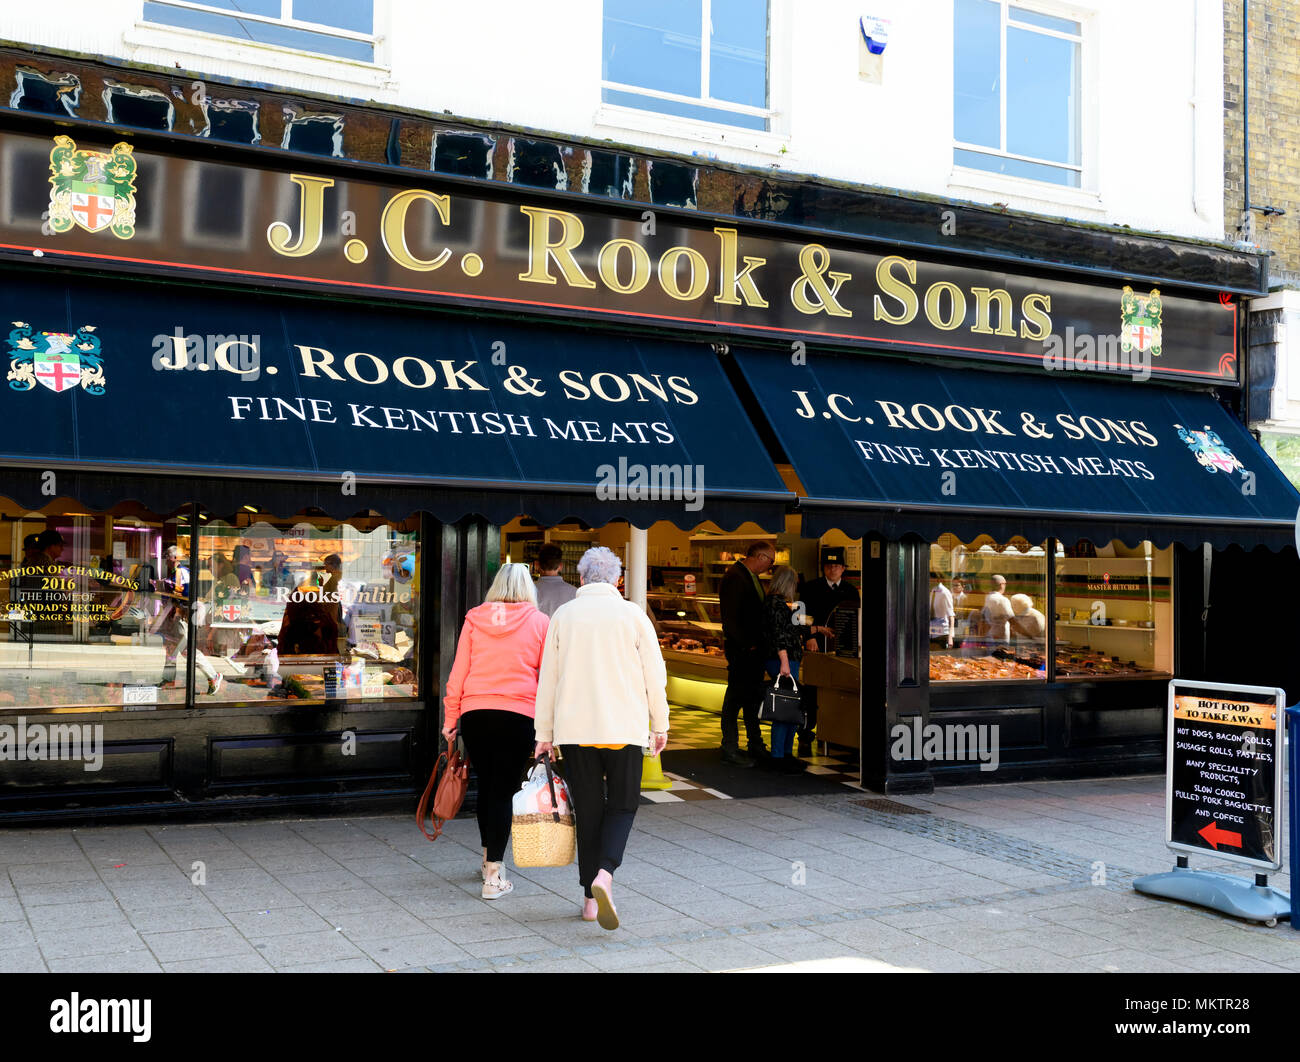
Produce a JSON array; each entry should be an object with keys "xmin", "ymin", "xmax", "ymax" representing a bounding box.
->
[
  {"xmin": 0, "ymin": 129, "xmax": 1238, "ymax": 384},
  {"xmin": 1166, "ymin": 680, "xmax": 1284, "ymax": 870}
]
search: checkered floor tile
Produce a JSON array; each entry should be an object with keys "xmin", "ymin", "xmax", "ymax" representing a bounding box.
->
[{"xmin": 643, "ymin": 705, "xmax": 867, "ymax": 802}]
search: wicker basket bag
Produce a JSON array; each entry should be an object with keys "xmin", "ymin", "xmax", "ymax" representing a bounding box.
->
[{"xmin": 511, "ymin": 757, "xmax": 576, "ymax": 868}]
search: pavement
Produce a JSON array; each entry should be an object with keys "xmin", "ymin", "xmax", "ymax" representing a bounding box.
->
[{"xmin": 0, "ymin": 774, "xmax": 1297, "ymax": 973}]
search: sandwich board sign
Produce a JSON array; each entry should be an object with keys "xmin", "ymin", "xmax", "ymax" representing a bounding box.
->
[
  {"xmin": 1134, "ymin": 679, "xmax": 1290, "ymax": 924},
  {"xmin": 1166, "ymin": 680, "xmax": 1283, "ymax": 870}
]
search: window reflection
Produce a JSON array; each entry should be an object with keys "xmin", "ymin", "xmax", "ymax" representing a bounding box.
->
[
  {"xmin": 0, "ymin": 500, "xmax": 420, "ymax": 710},
  {"xmin": 0, "ymin": 501, "xmax": 192, "ymax": 709},
  {"xmin": 195, "ymin": 513, "xmax": 419, "ymax": 704}
]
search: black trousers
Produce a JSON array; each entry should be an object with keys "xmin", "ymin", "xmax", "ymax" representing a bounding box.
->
[
  {"xmin": 559, "ymin": 744, "xmax": 643, "ymax": 898},
  {"xmin": 457, "ymin": 709, "xmax": 535, "ymax": 862},
  {"xmin": 721, "ymin": 645, "xmax": 766, "ymax": 753}
]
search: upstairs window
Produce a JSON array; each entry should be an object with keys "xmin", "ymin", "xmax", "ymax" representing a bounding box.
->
[
  {"xmin": 143, "ymin": 0, "xmax": 376, "ymax": 62},
  {"xmin": 602, "ymin": 0, "xmax": 771, "ymax": 131},
  {"xmin": 953, "ymin": 1, "xmax": 1082, "ymax": 187}
]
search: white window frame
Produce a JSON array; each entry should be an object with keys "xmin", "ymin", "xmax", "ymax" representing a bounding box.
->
[
  {"xmin": 145, "ymin": 0, "xmax": 378, "ymax": 57},
  {"xmin": 951, "ymin": 0, "xmax": 1090, "ymax": 193},
  {"xmin": 596, "ymin": 0, "xmax": 790, "ymax": 155},
  {"xmin": 126, "ymin": 0, "xmax": 393, "ymax": 92}
]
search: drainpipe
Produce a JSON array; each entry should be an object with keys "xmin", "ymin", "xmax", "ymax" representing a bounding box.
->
[{"xmin": 1243, "ymin": 0, "xmax": 1249, "ymax": 222}]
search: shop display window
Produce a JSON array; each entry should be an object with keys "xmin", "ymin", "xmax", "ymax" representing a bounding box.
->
[
  {"xmin": 0, "ymin": 499, "xmax": 192, "ymax": 710},
  {"xmin": 1054, "ymin": 539, "xmax": 1172, "ymax": 679},
  {"xmin": 928, "ymin": 534, "xmax": 1048, "ymax": 682},
  {"xmin": 928, "ymin": 534, "xmax": 1174, "ymax": 683},
  {"xmin": 0, "ymin": 498, "xmax": 420, "ymax": 711},
  {"xmin": 195, "ymin": 512, "xmax": 420, "ymax": 705}
]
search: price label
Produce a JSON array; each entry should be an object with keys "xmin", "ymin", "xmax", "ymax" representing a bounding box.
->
[{"xmin": 123, "ymin": 685, "xmax": 158, "ymax": 708}]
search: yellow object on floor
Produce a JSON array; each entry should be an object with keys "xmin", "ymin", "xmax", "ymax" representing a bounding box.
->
[{"xmin": 640, "ymin": 752, "xmax": 673, "ymax": 790}]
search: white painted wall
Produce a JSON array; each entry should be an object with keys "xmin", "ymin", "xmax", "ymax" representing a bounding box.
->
[{"xmin": 4, "ymin": 0, "xmax": 1224, "ymax": 241}]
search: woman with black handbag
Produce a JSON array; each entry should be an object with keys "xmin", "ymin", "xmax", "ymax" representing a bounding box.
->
[{"xmin": 761, "ymin": 566, "xmax": 807, "ymax": 774}]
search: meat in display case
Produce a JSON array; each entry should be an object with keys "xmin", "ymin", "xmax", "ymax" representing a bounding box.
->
[{"xmin": 647, "ymin": 591, "xmax": 726, "ymax": 667}]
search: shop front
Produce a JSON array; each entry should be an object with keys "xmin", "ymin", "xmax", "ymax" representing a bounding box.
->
[
  {"xmin": 0, "ymin": 96, "xmax": 1294, "ymax": 817},
  {"xmin": 0, "ymin": 267, "xmax": 791, "ymax": 821},
  {"xmin": 738, "ymin": 344, "xmax": 1300, "ymax": 790}
]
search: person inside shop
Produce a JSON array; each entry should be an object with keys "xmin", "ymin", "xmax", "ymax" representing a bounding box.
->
[
  {"xmin": 268, "ymin": 551, "xmax": 291, "ymax": 591},
  {"xmin": 762, "ymin": 566, "xmax": 808, "ymax": 774},
  {"xmin": 798, "ymin": 547, "xmax": 861, "ymax": 757},
  {"xmin": 534, "ymin": 543, "xmax": 577, "ymax": 617},
  {"xmin": 35, "ymin": 529, "xmax": 65, "ymax": 568},
  {"xmin": 15, "ymin": 532, "xmax": 45, "ymax": 596},
  {"xmin": 20, "ymin": 532, "xmax": 44, "ymax": 567},
  {"xmin": 1009, "ymin": 593, "xmax": 1046, "ymax": 642},
  {"xmin": 232, "ymin": 544, "xmax": 254, "ymax": 592},
  {"xmin": 277, "ymin": 571, "xmax": 339, "ymax": 655},
  {"xmin": 952, "ymin": 578, "xmax": 970, "ymax": 630},
  {"xmin": 982, "ymin": 574, "xmax": 1014, "ymax": 643},
  {"xmin": 320, "ymin": 552, "xmax": 347, "ymax": 653},
  {"xmin": 718, "ymin": 541, "xmax": 776, "ymax": 767},
  {"xmin": 211, "ymin": 553, "xmax": 238, "ymax": 599},
  {"xmin": 320, "ymin": 552, "xmax": 343, "ymax": 615},
  {"xmin": 929, "ymin": 571, "xmax": 955, "ymax": 649},
  {"xmin": 153, "ymin": 544, "xmax": 223, "ymax": 695}
]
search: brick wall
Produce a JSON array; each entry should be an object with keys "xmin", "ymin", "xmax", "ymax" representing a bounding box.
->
[{"xmin": 1225, "ymin": 0, "xmax": 1300, "ymax": 286}]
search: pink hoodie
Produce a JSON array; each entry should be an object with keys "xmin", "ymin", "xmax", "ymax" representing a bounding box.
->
[{"xmin": 443, "ymin": 600, "xmax": 549, "ymax": 728}]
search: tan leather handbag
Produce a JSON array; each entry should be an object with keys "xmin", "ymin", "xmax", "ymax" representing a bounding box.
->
[{"xmin": 417, "ymin": 742, "xmax": 470, "ymax": 841}]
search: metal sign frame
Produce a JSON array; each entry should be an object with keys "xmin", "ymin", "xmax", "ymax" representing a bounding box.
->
[{"xmin": 1165, "ymin": 678, "xmax": 1285, "ymax": 871}]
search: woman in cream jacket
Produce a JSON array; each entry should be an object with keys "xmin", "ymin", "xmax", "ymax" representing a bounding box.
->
[{"xmin": 534, "ymin": 547, "xmax": 669, "ymax": 930}]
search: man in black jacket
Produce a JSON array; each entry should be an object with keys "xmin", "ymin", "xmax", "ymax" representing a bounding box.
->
[{"xmin": 718, "ymin": 541, "xmax": 775, "ymax": 767}]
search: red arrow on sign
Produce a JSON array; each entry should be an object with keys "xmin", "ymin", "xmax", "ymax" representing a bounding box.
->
[{"xmin": 1198, "ymin": 821, "xmax": 1243, "ymax": 850}]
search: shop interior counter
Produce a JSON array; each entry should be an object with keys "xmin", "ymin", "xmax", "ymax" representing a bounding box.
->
[{"xmin": 801, "ymin": 651, "xmax": 860, "ymax": 748}]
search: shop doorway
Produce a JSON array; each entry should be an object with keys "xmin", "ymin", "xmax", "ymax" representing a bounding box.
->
[{"xmin": 498, "ymin": 515, "xmax": 871, "ymax": 799}]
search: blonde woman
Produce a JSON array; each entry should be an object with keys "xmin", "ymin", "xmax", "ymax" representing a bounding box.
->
[
  {"xmin": 442, "ymin": 563, "xmax": 549, "ymax": 899},
  {"xmin": 534, "ymin": 547, "xmax": 669, "ymax": 930}
]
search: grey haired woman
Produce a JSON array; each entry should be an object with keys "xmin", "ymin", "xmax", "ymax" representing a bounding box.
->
[{"xmin": 533, "ymin": 546, "xmax": 669, "ymax": 930}]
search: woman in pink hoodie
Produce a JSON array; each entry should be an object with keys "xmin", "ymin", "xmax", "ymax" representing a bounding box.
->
[{"xmin": 441, "ymin": 562, "xmax": 549, "ymax": 899}]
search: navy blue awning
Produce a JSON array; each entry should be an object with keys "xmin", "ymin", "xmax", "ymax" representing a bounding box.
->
[
  {"xmin": 734, "ymin": 347, "xmax": 1300, "ymax": 549},
  {"xmin": 0, "ymin": 271, "xmax": 792, "ymax": 528}
]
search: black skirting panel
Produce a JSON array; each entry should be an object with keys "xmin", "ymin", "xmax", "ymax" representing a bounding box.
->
[
  {"xmin": 926, "ymin": 680, "xmax": 1166, "ymax": 784},
  {"xmin": 208, "ymin": 728, "xmax": 413, "ymax": 789},
  {"xmin": 0, "ymin": 738, "xmax": 173, "ymax": 800},
  {"xmin": 0, "ymin": 704, "xmax": 429, "ymax": 823}
]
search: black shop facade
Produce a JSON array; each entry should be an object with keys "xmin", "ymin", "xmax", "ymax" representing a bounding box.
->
[{"xmin": 0, "ymin": 102, "xmax": 1293, "ymax": 822}]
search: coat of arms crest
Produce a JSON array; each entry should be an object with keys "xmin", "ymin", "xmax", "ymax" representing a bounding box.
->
[
  {"xmin": 47, "ymin": 135, "xmax": 137, "ymax": 239},
  {"xmin": 1121, "ymin": 285, "xmax": 1163, "ymax": 358},
  {"xmin": 6, "ymin": 322, "xmax": 106, "ymax": 395},
  {"xmin": 1175, "ymin": 424, "xmax": 1243, "ymax": 475}
]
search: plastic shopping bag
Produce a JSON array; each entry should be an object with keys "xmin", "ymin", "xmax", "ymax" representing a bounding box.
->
[
  {"xmin": 512, "ymin": 758, "xmax": 572, "ymax": 817},
  {"xmin": 510, "ymin": 757, "xmax": 575, "ymax": 867}
]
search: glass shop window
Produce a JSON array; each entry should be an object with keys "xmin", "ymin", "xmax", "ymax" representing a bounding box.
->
[
  {"xmin": 196, "ymin": 511, "xmax": 420, "ymax": 705},
  {"xmin": 928, "ymin": 534, "xmax": 1048, "ymax": 682},
  {"xmin": 0, "ymin": 500, "xmax": 193, "ymax": 711},
  {"xmin": 0, "ymin": 500, "xmax": 420, "ymax": 711},
  {"xmin": 1054, "ymin": 539, "xmax": 1172, "ymax": 679}
]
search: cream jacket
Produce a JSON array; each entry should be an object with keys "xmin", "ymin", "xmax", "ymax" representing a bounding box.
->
[{"xmin": 533, "ymin": 582, "xmax": 670, "ymax": 746}]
